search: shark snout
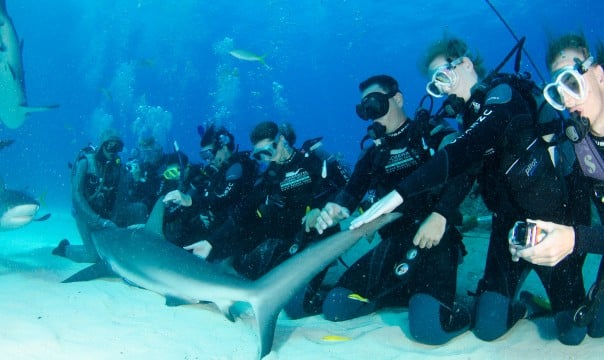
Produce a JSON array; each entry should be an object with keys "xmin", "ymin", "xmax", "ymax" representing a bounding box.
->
[{"xmin": 0, "ymin": 203, "xmax": 40, "ymax": 229}]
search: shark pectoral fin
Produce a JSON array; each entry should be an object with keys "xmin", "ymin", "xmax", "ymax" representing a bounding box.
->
[
  {"xmin": 62, "ymin": 263, "xmax": 114, "ymax": 283},
  {"xmin": 33, "ymin": 213, "xmax": 51, "ymax": 222},
  {"xmin": 21, "ymin": 104, "xmax": 60, "ymax": 114}
]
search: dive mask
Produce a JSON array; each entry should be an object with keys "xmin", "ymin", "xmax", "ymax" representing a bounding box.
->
[
  {"xmin": 426, "ymin": 58, "xmax": 464, "ymax": 98},
  {"xmin": 252, "ymin": 141, "xmax": 277, "ymax": 161},
  {"xmin": 163, "ymin": 165, "xmax": 181, "ymax": 180},
  {"xmin": 199, "ymin": 147, "xmax": 216, "ymax": 162},
  {"xmin": 104, "ymin": 140, "xmax": 124, "ymax": 154},
  {"xmin": 356, "ymin": 91, "xmax": 397, "ymax": 121},
  {"xmin": 543, "ymin": 56, "xmax": 594, "ymax": 111}
]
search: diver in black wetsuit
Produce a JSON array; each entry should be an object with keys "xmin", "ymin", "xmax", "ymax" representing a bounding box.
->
[
  {"xmin": 184, "ymin": 121, "xmax": 349, "ymax": 288},
  {"xmin": 305, "ymin": 74, "xmax": 473, "ymax": 345},
  {"xmin": 512, "ymin": 33, "xmax": 604, "ymax": 339},
  {"xmin": 324, "ymin": 36, "xmax": 592, "ymax": 345},
  {"xmin": 53, "ymin": 129, "xmax": 147, "ymax": 263},
  {"xmin": 162, "ymin": 125, "xmax": 256, "ymax": 247},
  {"xmin": 125, "ymin": 135, "xmax": 188, "ymax": 214}
]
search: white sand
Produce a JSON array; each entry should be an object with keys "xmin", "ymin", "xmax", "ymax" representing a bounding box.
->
[{"xmin": 0, "ymin": 213, "xmax": 601, "ymax": 360}]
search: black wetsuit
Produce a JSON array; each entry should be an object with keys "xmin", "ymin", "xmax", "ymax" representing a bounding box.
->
[
  {"xmin": 392, "ymin": 81, "xmax": 591, "ymax": 343},
  {"xmin": 167, "ymin": 151, "xmax": 257, "ymax": 246},
  {"xmin": 206, "ymin": 147, "xmax": 349, "ymax": 279},
  {"xmin": 68, "ymin": 149, "xmax": 146, "ymax": 263},
  {"xmin": 322, "ymin": 116, "xmax": 473, "ymax": 344},
  {"xmin": 127, "ymin": 151, "xmax": 188, "ymax": 213},
  {"xmin": 568, "ymin": 134, "xmax": 604, "ymax": 338}
]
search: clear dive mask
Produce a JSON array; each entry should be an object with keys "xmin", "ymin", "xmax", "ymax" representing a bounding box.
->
[
  {"xmin": 425, "ymin": 58, "xmax": 464, "ymax": 98},
  {"xmin": 543, "ymin": 56, "xmax": 594, "ymax": 111}
]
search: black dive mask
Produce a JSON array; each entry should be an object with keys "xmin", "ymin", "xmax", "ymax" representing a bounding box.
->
[
  {"xmin": 356, "ymin": 91, "xmax": 396, "ymax": 121},
  {"xmin": 565, "ymin": 111, "xmax": 590, "ymax": 144}
]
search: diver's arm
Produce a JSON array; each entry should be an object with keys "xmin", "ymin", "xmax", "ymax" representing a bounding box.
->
[
  {"xmin": 574, "ymin": 225, "xmax": 604, "ymax": 254},
  {"xmin": 413, "ymin": 171, "xmax": 475, "ymax": 248},
  {"xmin": 352, "ymin": 104, "xmax": 507, "ymax": 229},
  {"xmin": 306, "ymin": 150, "xmax": 373, "ymax": 233},
  {"xmin": 71, "ymin": 158, "xmax": 109, "ymax": 229}
]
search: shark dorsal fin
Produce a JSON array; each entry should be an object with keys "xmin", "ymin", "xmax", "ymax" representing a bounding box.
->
[{"xmin": 145, "ymin": 200, "xmax": 165, "ymax": 237}]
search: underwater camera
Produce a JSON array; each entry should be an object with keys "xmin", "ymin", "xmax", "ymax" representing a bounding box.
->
[{"xmin": 508, "ymin": 220, "xmax": 545, "ymax": 248}]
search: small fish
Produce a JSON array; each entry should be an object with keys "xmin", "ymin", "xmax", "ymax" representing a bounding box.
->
[
  {"xmin": 321, "ymin": 335, "xmax": 352, "ymax": 342},
  {"xmin": 347, "ymin": 293, "xmax": 370, "ymax": 303},
  {"xmin": 229, "ymin": 49, "xmax": 268, "ymax": 67}
]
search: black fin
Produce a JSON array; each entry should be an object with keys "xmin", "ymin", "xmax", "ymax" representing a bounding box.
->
[{"xmin": 33, "ymin": 213, "xmax": 51, "ymax": 222}]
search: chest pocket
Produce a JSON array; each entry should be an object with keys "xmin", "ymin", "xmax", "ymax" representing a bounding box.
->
[{"xmin": 500, "ymin": 116, "xmax": 567, "ymax": 215}]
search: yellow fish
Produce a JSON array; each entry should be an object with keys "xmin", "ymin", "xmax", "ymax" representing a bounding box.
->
[
  {"xmin": 229, "ymin": 49, "xmax": 268, "ymax": 67},
  {"xmin": 347, "ymin": 293, "xmax": 370, "ymax": 303},
  {"xmin": 321, "ymin": 335, "xmax": 352, "ymax": 342}
]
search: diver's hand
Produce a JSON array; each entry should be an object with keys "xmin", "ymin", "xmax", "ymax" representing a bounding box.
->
[
  {"xmin": 183, "ymin": 240, "xmax": 213, "ymax": 259},
  {"xmin": 303, "ymin": 203, "xmax": 350, "ymax": 234},
  {"xmin": 97, "ymin": 217, "xmax": 117, "ymax": 229},
  {"xmin": 350, "ymin": 191, "xmax": 403, "ymax": 230},
  {"xmin": 511, "ymin": 220, "xmax": 574, "ymax": 267},
  {"xmin": 413, "ymin": 212, "xmax": 446, "ymax": 249},
  {"xmin": 199, "ymin": 211, "xmax": 214, "ymax": 228},
  {"xmin": 163, "ymin": 190, "xmax": 192, "ymax": 207}
]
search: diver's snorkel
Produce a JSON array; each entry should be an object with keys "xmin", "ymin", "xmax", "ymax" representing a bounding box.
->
[{"xmin": 167, "ymin": 140, "xmax": 187, "ymax": 213}]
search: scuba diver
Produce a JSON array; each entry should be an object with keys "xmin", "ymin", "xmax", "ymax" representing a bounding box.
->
[
  {"xmin": 511, "ymin": 33, "xmax": 604, "ymax": 340},
  {"xmin": 184, "ymin": 121, "xmax": 350, "ymax": 316},
  {"xmin": 162, "ymin": 124, "xmax": 256, "ymax": 247},
  {"xmin": 53, "ymin": 128, "xmax": 147, "ymax": 263},
  {"xmin": 305, "ymin": 74, "xmax": 473, "ymax": 344},
  {"xmin": 126, "ymin": 135, "xmax": 188, "ymax": 214}
]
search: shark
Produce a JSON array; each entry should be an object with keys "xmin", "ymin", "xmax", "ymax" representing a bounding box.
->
[
  {"xmin": 0, "ymin": 179, "xmax": 49, "ymax": 230},
  {"xmin": 0, "ymin": 0, "xmax": 57, "ymax": 129},
  {"xmin": 65, "ymin": 200, "xmax": 400, "ymax": 358}
]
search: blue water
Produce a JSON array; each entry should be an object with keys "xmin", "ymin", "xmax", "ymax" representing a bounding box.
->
[{"xmin": 1, "ymin": 0, "xmax": 603, "ymax": 209}]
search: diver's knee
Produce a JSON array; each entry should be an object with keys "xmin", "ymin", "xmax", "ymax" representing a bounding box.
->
[
  {"xmin": 473, "ymin": 291, "xmax": 511, "ymax": 341},
  {"xmin": 409, "ymin": 293, "xmax": 470, "ymax": 345},
  {"xmin": 555, "ymin": 310, "xmax": 587, "ymax": 345}
]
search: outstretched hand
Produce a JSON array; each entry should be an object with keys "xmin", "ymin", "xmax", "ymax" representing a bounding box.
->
[
  {"xmin": 413, "ymin": 212, "xmax": 446, "ymax": 249},
  {"xmin": 349, "ymin": 190, "xmax": 403, "ymax": 230},
  {"xmin": 509, "ymin": 219, "xmax": 575, "ymax": 267},
  {"xmin": 163, "ymin": 190, "xmax": 192, "ymax": 207},
  {"xmin": 302, "ymin": 202, "xmax": 350, "ymax": 234},
  {"xmin": 183, "ymin": 240, "xmax": 213, "ymax": 259}
]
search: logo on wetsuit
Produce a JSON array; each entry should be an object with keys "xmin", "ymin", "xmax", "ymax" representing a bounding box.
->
[{"xmin": 280, "ymin": 168, "xmax": 312, "ymax": 191}]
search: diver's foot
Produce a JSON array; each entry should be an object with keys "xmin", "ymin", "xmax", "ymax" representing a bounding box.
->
[{"xmin": 52, "ymin": 239, "xmax": 70, "ymax": 257}]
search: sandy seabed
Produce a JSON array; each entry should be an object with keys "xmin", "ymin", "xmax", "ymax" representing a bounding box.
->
[{"xmin": 0, "ymin": 212, "xmax": 601, "ymax": 360}]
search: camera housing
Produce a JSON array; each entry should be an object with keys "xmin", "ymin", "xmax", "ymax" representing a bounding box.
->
[{"xmin": 508, "ymin": 220, "xmax": 544, "ymax": 248}]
